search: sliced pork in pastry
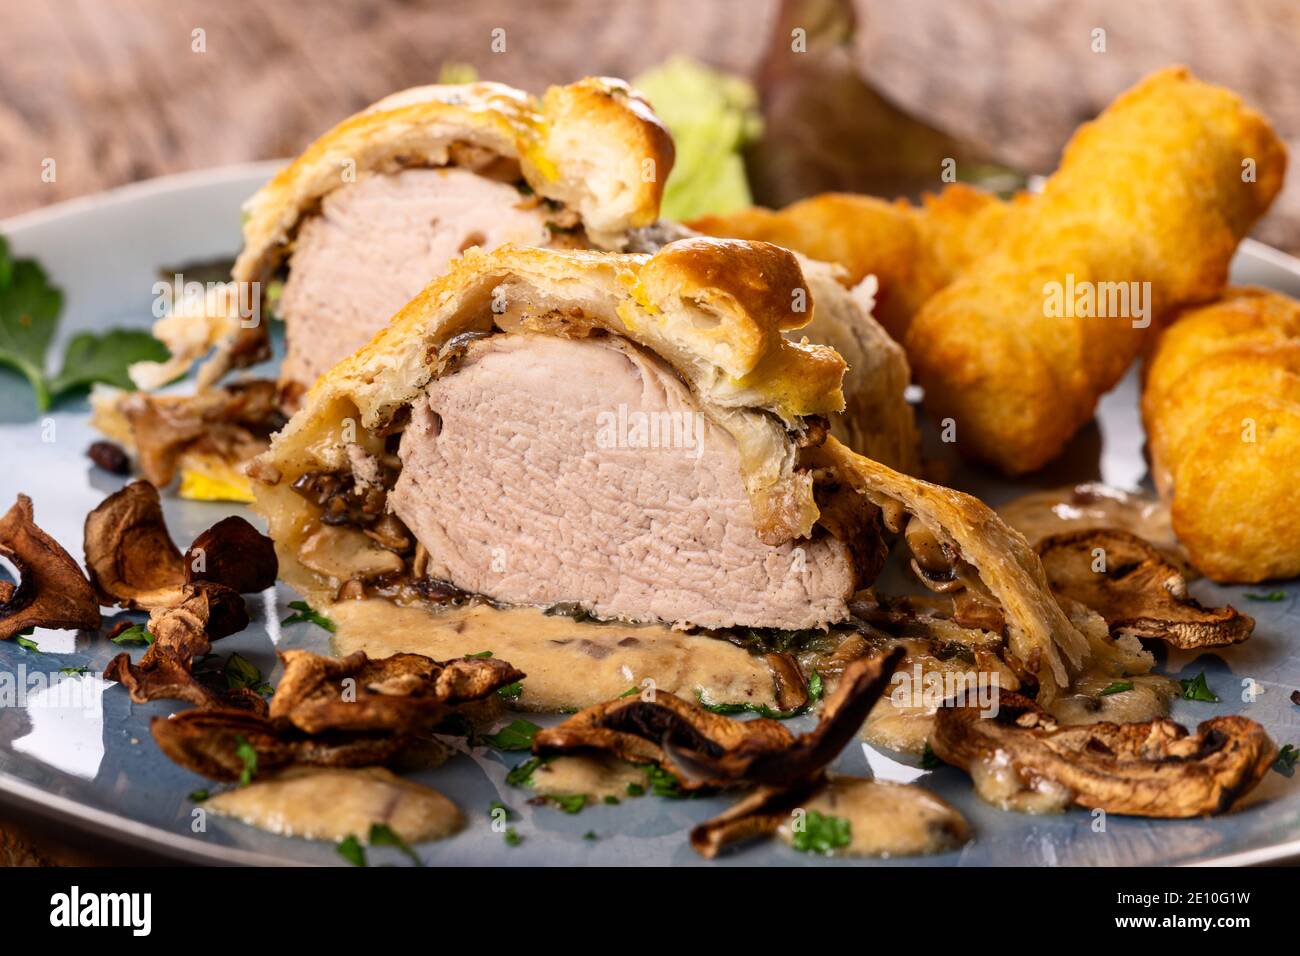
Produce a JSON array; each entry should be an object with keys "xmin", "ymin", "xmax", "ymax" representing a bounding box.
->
[
  {"xmin": 250, "ymin": 238, "xmax": 886, "ymax": 632},
  {"xmin": 129, "ymin": 77, "xmax": 674, "ymax": 396}
]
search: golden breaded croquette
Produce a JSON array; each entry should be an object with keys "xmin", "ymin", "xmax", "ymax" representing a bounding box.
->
[
  {"xmin": 905, "ymin": 67, "xmax": 1286, "ymax": 476},
  {"xmin": 688, "ymin": 185, "xmax": 1011, "ymax": 342},
  {"xmin": 1143, "ymin": 287, "xmax": 1300, "ymax": 582}
]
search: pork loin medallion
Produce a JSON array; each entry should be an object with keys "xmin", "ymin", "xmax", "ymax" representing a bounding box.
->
[
  {"xmin": 129, "ymin": 77, "xmax": 675, "ymax": 397},
  {"xmin": 251, "ymin": 238, "xmax": 889, "ymax": 649}
]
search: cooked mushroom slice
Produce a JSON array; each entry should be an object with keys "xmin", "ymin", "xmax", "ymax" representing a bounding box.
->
[
  {"xmin": 103, "ymin": 582, "xmax": 262, "ymax": 711},
  {"xmin": 690, "ymin": 774, "xmax": 826, "ymax": 858},
  {"xmin": 185, "ymin": 516, "xmax": 278, "ymax": 593},
  {"xmin": 1037, "ymin": 529, "xmax": 1253, "ymax": 650},
  {"xmin": 533, "ymin": 648, "xmax": 904, "ymax": 789},
  {"xmin": 151, "ymin": 708, "xmax": 406, "ymax": 782},
  {"xmin": 931, "ymin": 692, "xmax": 1277, "ymax": 817},
  {"xmin": 0, "ymin": 494, "xmax": 101, "ymax": 641},
  {"xmin": 84, "ymin": 481, "xmax": 186, "ymax": 609},
  {"xmin": 269, "ymin": 648, "xmax": 524, "ymax": 734}
]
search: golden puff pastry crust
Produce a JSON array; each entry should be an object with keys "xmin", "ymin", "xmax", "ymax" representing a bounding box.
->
[
  {"xmin": 1143, "ymin": 287, "xmax": 1300, "ymax": 582},
  {"xmin": 251, "ymin": 238, "xmax": 853, "ymax": 596},
  {"xmin": 131, "ymin": 77, "xmax": 673, "ymax": 391}
]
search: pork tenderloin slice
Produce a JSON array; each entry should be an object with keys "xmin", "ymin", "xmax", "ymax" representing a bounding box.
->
[
  {"xmin": 278, "ymin": 167, "xmax": 552, "ymax": 387},
  {"xmin": 390, "ymin": 333, "xmax": 856, "ymax": 630}
]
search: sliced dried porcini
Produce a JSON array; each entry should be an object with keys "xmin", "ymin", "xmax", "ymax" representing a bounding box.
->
[
  {"xmin": 0, "ymin": 494, "xmax": 101, "ymax": 640},
  {"xmin": 533, "ymin": 648, "xmax": 905, "ymax": 789},
  {"xmin": 151, "ymin": 708, "xmax": 405, "ymax": 782},
  {"xmin": 84, "ymin": 481, "xmax": 185, "ymax": 609},
  {"xmin": 269, "ymin": 649, "xmax": 524, "ymax": 735},
  {"xmin": 103, "ymin": 582, "xmax": 261, "ymax": 711},
  {"xmin": 931, "ymin": 692, "xmax": 1277, "ymax": 818},
  {"xmin": 185, "ymin": 515, "xmax": 278, "ymax": 593},
  {"xmin": 806, "ymin": 438, "xmax": 1092, "ymax": 703},
  {"xmin": 1037, "ymin": 528, "xmax": 1253, "ymax": 650},
  {"xmin": 118, "ymin": 379, "xmax": 283, "ymax": 488}
]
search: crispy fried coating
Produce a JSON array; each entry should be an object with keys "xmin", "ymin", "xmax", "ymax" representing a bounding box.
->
[
  {"xmin": 905, "ymin": 67, "xmax": 1286, "ymax": 475},
  {"xmin": 1143, "ymin": 287, "xmax": 1300, "ymax": 581},
  {"xmin": 689, "ymin": 185, "xmax": 1011, "ymax": 343}
]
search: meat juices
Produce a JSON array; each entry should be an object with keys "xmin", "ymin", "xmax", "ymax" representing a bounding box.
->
[
  {"xmin": 389, "ymin": 334, "xmax": 857, "ymax": 630},
  {"xmin": 277, "ymin": 167, "xmax": 551, "ymax": 387}
]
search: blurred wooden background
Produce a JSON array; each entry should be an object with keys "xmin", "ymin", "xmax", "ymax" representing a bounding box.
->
[{"xmin": 1, "ymin": 0, "xmax": 1298, "ymax": 249}]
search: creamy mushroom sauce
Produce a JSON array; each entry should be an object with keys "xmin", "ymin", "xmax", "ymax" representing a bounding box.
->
[
  {"xmin": 998, "ymin": 483, "xmax": 1179, "ymax": 555},
  {"xmin": 206, "ymin": 767, "xmax": 463, "ymax": 842},
  {"xmin": 967, "ymin": 750, "xmax": 1075, "ymax": 814},
  {"xmin": 329, "ymin": 598, "xmax": 784, "ymax": 712},
  {"xmin": 1045, "ymin": 671, "xmax": 1179, "ymax": 726},
  {"xmin": 528, "ymin": 755, "xmax": 648, "ymax": 802},
  {"xmin": 775, "ymin": 776, "xmax": 970, "ymax": 857}
]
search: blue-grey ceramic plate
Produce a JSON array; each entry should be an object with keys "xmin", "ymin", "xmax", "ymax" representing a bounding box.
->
[{"xmin": 2, "ymin": 165, "xmax": 1299, "ymax": 866}]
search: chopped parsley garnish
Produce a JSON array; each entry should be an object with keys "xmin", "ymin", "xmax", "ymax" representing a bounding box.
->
[
  {"xmin": 14, "ymin": 634, "xmax": 39, "ymax": 652},
  {"xmin": 506, "ymin": 756, "xmax": 546, "ymax": 787},
  {"xmin": 111, "ymin": 624, "xmax": 154, "ymax": 646},
  {"xmin": 465, "ymin": 650, "xmax": 494, "ymax": 658},
  {"xmin": 545, "ymin": 794, "xmax": 588, "ymax": 814},
  {"xmin": 496, "ymin": 681, "xmax": 524, "ymax": 701},
  {"xmin": 482, "ymin": 719, "xmax": 540, "ymax": 751},
  {"xmin": 625, "ymin": 782, "xmax": 646, "ymax": 797},
  {"xmin": 583, "ymin": 831, "xmax": 598, "ymax": 841},
  {"xmin": 1245, "ymin": 591, "xmax": 1287, "ymax": 602},
  {"xmin": 189, "ymin": 789, "xmax": 209, "ymax": 803},
  {"xmin": 233, "ymin": 734, "xmax": 258, "ymax": 786},
  {"xmin": 488, "ymin": 800, "xmax": 515, "ymax": 822},
  {"xmin": 1099, "ymin": 681, "xmax": 1134, "ymax": 696},
  {"xmin": 1179, "ymin": 672, "xmax": 1220, "ymax": 702},
  {"xmin": 224, "ymin": 652, "xmax": 274, "ymax": 694},
  {"xmin": 369, "ymin": 823, "xmax": 421, "ymax": 865},
  {"xmin": 503, "ymin": 827, "xmax": 522, "ymax": 847},
  {"xmin": 790, "ymin": 810, "xmax": 852, "ymax": 855},
  {"xmin": 336, "ymin": 834, "xmax": 367, "ymax": 866},
  {"xmin": 644, "ymin": 764, "xmax": 688, "ymax": 799},
  {"xmin": 603, "ymin": 795, "xmax": 620, "ymax": 805},
  {"xmin": 59, "ymin": 665, "xmax": 90, "ymax": 676},
  {"xmin": 1274, "ymin": 744, "xmax": 1299, "ymax": 777},
  {"xmin": 697, "ymin": 669, "xmax": 824, "ymax": 719},
  {"xmin": 618, "ymin": 685, "xmax": 641, "ymax": 699},
  {"xmin": 280, "ymin": 600, "xmax": 336, "ymax": 633}
]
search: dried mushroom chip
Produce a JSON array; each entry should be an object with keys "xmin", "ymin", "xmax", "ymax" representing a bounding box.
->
[
  {"xmin": 151, "ymin": 708, "xmax": 404, "ymax": 783},
  {"xmin": 103, "ymin": 582, "xmax": 261, "ymax": 712},
  {"xmin": 690, "ymin": 774, "xmax": 826, "ymax": 858},
  {"xmin": 533, "ymin": 648, "xmax": 905, "ymax": 789},
  {"xmin": 1037, "ymin": 529, "xmax": 1254, "ymax": 650},
  {"xmin": 269, "ymin": 649, "xmax": 525, "ymax": 735},
  {"xmin": 83, "ymin": 481, "xmax": 186, "ymax": 609},
  {"xmin": 0, "ymin": 494, "xmax": 100, "ymax": 640},
  {"xmin": 931, "ymin": 691, "xmax": 1276, "ymax": 818},
  {"xmin": 185, "ymin": 515, "xmax": 278, "ymax": 593}
]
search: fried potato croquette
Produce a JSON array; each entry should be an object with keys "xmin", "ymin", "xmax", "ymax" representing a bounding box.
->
[
  {"xmin": 1143, "ymin": 288, "xmax": 1300, "ymax": 582},
  {"xmin": 905, "ymin": 67, "xmax": 1286, "ymax": 475},
  {"xmin": 689, "ymin": 185, "xmax": 1012, "ymax": 342}
]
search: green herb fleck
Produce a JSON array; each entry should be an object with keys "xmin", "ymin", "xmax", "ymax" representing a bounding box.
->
[
  {"xmin": 1099, "ymin": 681, "xmax": 1134, "ymax": 697},
  {"xmin": 465, "ymin": 650, "xmax": 494, "ymax": 658},
  {"xmin": 224, "ymin": 652, "xmax": 273, "ymax": 694},
  {"xmin": 111, "ymin": 624, "xmax": 154, "ymax": 646},
  {"xmin": 14, "ymin": 635, "xmax": 39, "ymax": 652},
  {"xmin": 496, "ymin": 681, "xmax": 523, "ymax": 701},
  {"xmin": 189, "ymin": 789, "xmax": 209, "ymax": 803},
  {"xmin": 369, "ymin": 823, "xmax": 421, "ymax": 866},
  {"xmin": 336, "ymin": 834, "xmax": 367, "ymax": 866},
  {"xmin": 234, "ymin": 734, "xmax": 258, "ymax": 786},
  {"xmin": 488, "ymin": 800, "xmax": 515, "ymax": 822},
  {"xmin": 506, "ymin": 756, "xmax": 546, "ymax": 788},
  {"xmin": 625, "ymin": 782, "xmax": 646, "ymax": 797},
  {"xmin": 618, "ymin": 685, "xmax": 641, "ymax": 699},
  {"xmin": 59, "ymin": 665, "xmax": 90, "ymax": 676},
  {"xmin": 1275, "ymin": 744, "xmax": 1299, "ymax": 777},
  {"xmin": 603, "ymin": 795, "xmax": 620, "ymax": 805},
  {"xmin": 482, "ymin": 719, "xmax": 540, "ymax": 751},
  {"xmin": 503, "ymin": 827, "xmax": 522, "ymax": 847},
  {"xmin": 1179, "ymin": 672, "xmax": 1220, "ymax": 703},
  {"xmin": 920, "ymin": 743, "xmax": 942, "ymax": 770},
  {"xmin": 546, "ymin": 794, "xmax": 588, "ymax": 814},
  {"xmin": 698, "ymin": 669, "xmax": 823, "ymax": 719},
  {"xmin": 583, "ymin": 831, "xmax": 598, "ymax": 841},
  {"xmin": 1245, "ymin": 591, "xmax": 1287, "ymax": 602},
  {"xmin": 791, "ymin": 810, "xmax": 852, "ymax": 855},
  {"xmin": 280, "ymin": 600, "xmax": 336, "ymax": 632}
]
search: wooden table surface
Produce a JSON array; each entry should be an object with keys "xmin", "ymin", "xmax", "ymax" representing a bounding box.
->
[{"xmin": 1, "ymin": 0, "xmax": 1298, "ymax": 866}]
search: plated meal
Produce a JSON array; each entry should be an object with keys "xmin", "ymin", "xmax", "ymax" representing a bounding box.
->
[{"xmin": 1, "ymin": 64, "xmax": 1298, "ymax": 866}]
